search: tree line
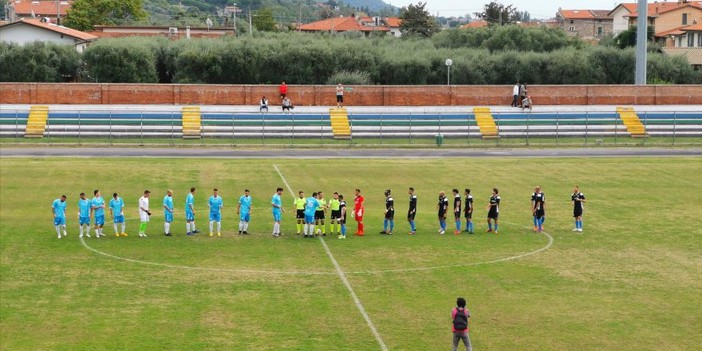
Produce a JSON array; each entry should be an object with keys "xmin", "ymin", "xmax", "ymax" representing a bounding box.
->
[{"xmin": 1, "ymin": 29, "xmax": 700, "ymax": 85}]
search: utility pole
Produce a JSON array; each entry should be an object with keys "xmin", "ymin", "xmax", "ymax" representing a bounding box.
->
[
  {"xmin": 635, "ymin": 0, "xmax": 648, "ymax": 85},
  {"xmin": 298, "ymin": 1, "xmax": 302, "ymax": 32}
]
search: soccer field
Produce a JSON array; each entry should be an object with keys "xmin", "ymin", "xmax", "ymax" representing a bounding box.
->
[{"xmin": 1, "ymin": 156, "xmax": 700, "ymax": 350}]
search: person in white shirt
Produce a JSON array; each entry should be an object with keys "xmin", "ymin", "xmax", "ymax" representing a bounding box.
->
[
  {"xmin": 336, "ymin": 84, "xmax": 344, "ymax": 108},
  {"xmin": 260, "ymin": 96, "xmax": 268, "ymax": 112},
  {"xmin": 511, "ymin": 82, "xmax": 520, "ymax": 107},
  {"xmin": 138, "ymin": 190, "xmax": 151, "ymax": 237}
]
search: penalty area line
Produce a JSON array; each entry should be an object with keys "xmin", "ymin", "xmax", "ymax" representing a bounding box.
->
[{"xmin": 273, "ymin": 164, "xmax": 389, "ymax": 351}]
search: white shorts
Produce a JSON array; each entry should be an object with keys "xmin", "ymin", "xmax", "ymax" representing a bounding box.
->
[{"xmin": 140, "ymin": 213, "xmax": 150, "ymax": 222}]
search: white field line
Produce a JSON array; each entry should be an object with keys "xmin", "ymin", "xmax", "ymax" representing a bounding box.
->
[
  {"xmin": 79, "ymin": 236, "xmax": 336, "ymax": 276},
  {"xmin": 79, "ymin": 226, "xmax": 553, "ymax": 275},
  {"xmin": 273, "ymin": 164, "xmax": 389, "ymax": 351}
]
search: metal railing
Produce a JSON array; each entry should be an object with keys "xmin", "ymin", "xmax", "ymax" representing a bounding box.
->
[{"xmin": 1, "ymin": 109, "xmax": 701, "ymax": 147}]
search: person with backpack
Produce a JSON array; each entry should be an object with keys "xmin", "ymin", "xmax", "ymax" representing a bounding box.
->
[{"xmin": 451, "ymin": 297, "xmax": 472, "ymax": 351}]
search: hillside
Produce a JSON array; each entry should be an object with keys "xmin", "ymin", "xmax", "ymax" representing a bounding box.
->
[
  {"xmin": 143, "ymin": 0, "xmax": 397, "ymax": 25},
  {"xmin": 339, "ymin": 0, "xmax": 396, "ymax": 13}
]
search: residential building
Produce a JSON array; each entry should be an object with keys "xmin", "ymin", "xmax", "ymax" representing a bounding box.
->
[
  {"xmin": 5, "ymin": 0, "xmax": 73, "ymax": 24},
  {"xmin": 88, "ymin": 25, "xmax": 235, "ymax": 39},
  {"xmin": 624, "ymin": 1, "xmax": 702, "ymax": 40},
  {"xmin": 0, "ymin": 18, "xmax": 96, "ymax": 52},
  {"xmin": 384, "ymin": 17, "xmax": 402, "ymax": 37},
  {"xmin": 461, "ymin": 21, "xmax": 488, "ymax": 29},
  {"xmin": 608, "ymin": 3, "xmax": 638, "ymax": 35},
  {"xmin": 556, "ymin": 9, "xmax": 613, "ymax": 41},
  {"xmin": 299, "ymin": 15, "xmax": 401, "ymax": 36}
]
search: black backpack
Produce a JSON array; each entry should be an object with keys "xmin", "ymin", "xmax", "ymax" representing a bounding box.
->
[{"xmin": 453, "ymin": 308, "xmax": 468, "ymax": 330}]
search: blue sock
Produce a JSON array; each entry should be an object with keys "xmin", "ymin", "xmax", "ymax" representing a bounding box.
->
[
  {"xmin": 455, "ymin": 220, "xmax": 460, "ymax": 231},
  {"xmin": 470, "ymin": 222, "xmax": 474, "ymax": 232},
  {"xmin": 383, "ymin": 219, "xmax": 388, "ymax": 231},
  {"xmin": 488, "ymin": 222, "xmax": 492, "ymax": 230},
  {"xmin": 389, "ymin": 220, "xmax": 394, "ymax": 231},
  {"xmin": 533, "ymin": 216, "xmax": 538, "ymax": 227},
  {"xmin": 495, "ymin": 224, "xmax": 499, "ymax": 232},
  {"xmin": 341, "ymin": 224, "xmax": 346, "ymax": 235},
  {"xmin": 410, "ymin": 221, "xmax": 415, "ymax": 231},
  {"xmin": 440, "ymin": 220, "xmax": 446, "ymax": 230},
  {"xmin": 579, "ymin": 220, "xmax": 583, "ymax": 229}
]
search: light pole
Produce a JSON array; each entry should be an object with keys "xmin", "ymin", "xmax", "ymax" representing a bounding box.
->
[
  {"xmin": 634, "ymin": 0, "xmax": 648, "ymax": 85},
  {"xmin": 445, "ymin": 59, "xmax": 453, "ymax": 86}
]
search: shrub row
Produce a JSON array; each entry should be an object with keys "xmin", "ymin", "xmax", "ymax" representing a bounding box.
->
[{"xmin": 2, "ymin": 31, "xmax": 701, "ymax": 84}]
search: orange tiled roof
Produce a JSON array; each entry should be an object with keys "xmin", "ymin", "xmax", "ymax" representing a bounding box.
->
[
  {"xmin": 656, "ymin": 26, "xmax": 687, "ymax": 37},
  {"xmin": 681, "ymin": 23, "xmax": 702, "ymax": 31},
  {"xmin": 384, "ymin": 17, "xmax": 402, "ymax": 27},
  {"xmin": 627, "ymin": 1, "xmax": 702, "ymax": 18},
  {"xmin": 461, "ymin": 21, "xmax": 488, "ymax": 29},
  {"xmin": 2, "ymin": 18, "xmax": 97, "ymax": 41},
  {"xmin": 559, "ymin": 10, "xmax": 597, "ymax": 20},
  {"xmin": 12, "ymin": 0, "xmax": 73, "ymax": 17},
  {"xmin": 299, "ymin": 16, "xmax": 389, "ymax": 32}
]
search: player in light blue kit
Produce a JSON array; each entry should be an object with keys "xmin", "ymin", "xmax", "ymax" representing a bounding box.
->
[
  {"xmin": 78, "ymin": 192, "xmax": 92, "ymax": 238},
  {"xmin": 237, "ymin": 189, "xmax": 253, "ymax": 235},
  {"xmin": 271, "ymin": 187, "xmax": 285, "ymax": 237},
  {"xmin": 208, "ymin": 188, "xmax": 223, "ymax": 236},
  {"xmin": 304, "ymin": 192, "xmax": 320, "ymax": 238},
  {"xmin": 109, "ymin": 192, "xmax": 127, "ymax": 237},
  {"xmin": 52, "ymin": 195, "xmax": 68, "ymax": 239},
  {"xmin": 163, "ymin": 189, "xmax": 174, "ymax": 236},
  {"xmin": 91, "ymin": 190, "xmax": 106, "ymax": 238},
  {"xmin": 185, "ymin": 187, "xmax": 199, "ymax": 236}
]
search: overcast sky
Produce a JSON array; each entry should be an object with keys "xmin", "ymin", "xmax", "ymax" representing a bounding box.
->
[{"xmin": 388, "ymin": 0, "xmax": 645, "ymax": 19}]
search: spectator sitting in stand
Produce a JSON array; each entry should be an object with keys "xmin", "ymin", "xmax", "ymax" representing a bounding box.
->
[
  {"xmin": 260, "ymin": 96, "xmax": 268, "ymax": 112},
  {"xmin": 282, "ymin": 97, "xmax": 294, "ymax": 113},
  {"xmin": 522, "ymin": 96, "xmax": 533, "ymax": 111}
]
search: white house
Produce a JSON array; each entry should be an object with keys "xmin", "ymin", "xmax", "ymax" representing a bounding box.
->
[
  {"xmin": 608, "ymin": 3, "xmax": 637, "ymax": 36},
  {"xmin": 0, "ymin": 18, "xmax": 96, "ymax": 52}
]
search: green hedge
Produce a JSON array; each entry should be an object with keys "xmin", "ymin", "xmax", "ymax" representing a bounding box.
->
[
  {"xmin": 0, "ymin": 42, "xmax": 81, "ymax": 82},
  {"xmin": 2, "ymin": 29, "xmax": 701, "ymax": 84}
]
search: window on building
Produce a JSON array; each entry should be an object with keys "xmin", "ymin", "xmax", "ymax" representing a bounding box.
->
[
  {"xmin": 682, "ymin": 13, "xmax": 688, "ymax": 25},
  {"xmin": 569, "ymin": 26, "xmax": 575, "ymax": 31},
  {"xmin": 698, "ymin": 33, "xmax": 702, "ymax": 47},
  {"xmin": 598, "ymin": 27, "xmax": 603, "ymax": 36},
  {"xmin": 689, "ymin": 33, "xmax": 695, "ymax": 47},
  {"xmin": 570, "ymin": 20, "xmax": 574, "ymax": 24}
]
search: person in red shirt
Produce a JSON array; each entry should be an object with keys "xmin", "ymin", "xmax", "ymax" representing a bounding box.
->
[
  {"xmin": 279, "ymin": 81, "xmax": 288, "ymax": 99},
  {"xmin": 354, "ymin": 188, "xmax": 365, "ymax": 236},
  {"xmin": 451, "ymin": 297, "xmax": 472, "ymax": 351}
]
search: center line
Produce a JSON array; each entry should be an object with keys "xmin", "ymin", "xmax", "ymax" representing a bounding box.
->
[{"xmin": 273, "ymin": 164, "xmax": 389, "ymax": 351}]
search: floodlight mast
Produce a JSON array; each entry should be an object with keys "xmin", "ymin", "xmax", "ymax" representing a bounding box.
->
[{"xmin": 635, "ymin": 0, "xmax": 648, "ymax": 85}]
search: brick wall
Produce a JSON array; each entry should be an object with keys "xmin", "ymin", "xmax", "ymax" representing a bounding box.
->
[{"xmin": 1, "ymin": 83, "xmax": 701, "ymax": 106}]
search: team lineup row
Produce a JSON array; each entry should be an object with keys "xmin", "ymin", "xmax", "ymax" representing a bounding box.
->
[{"xmin": 50, "ymin": 186, "xmax": 587, "ymax": 239}]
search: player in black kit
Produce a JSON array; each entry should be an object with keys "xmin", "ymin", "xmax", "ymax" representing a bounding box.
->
[
  {"xmin": 463, "ymin": 188, "xmax": 474, "ymax": 234},
  {"xmin": 531, "ymin": 186, "xmax": 545, "ymax": 233},
  {"xmin": 437, "ymin": 191, "xmax": 449, "ymax": 235},
  {"xmin": 380, "ymin": 189, "xmax": 394, "ymax": 235},
  {"xmin": 486, "ymin": 188, "xmax": 500, "ymax": 234},
  {"xmin": 452, "ymin": 189, "xmax": 462, "ymax": 235},
  {"xmin": 408, "ymin": 187, "xmax": 417, "ymax": 235},
  {"xmin": 572, "ymin": 186, "xmax": 586, "ymax": 232}
]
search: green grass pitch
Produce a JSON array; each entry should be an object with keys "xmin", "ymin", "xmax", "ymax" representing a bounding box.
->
[{"xmin": 1, "ymin": 157, "xmax": 700, "ymax": 350}]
